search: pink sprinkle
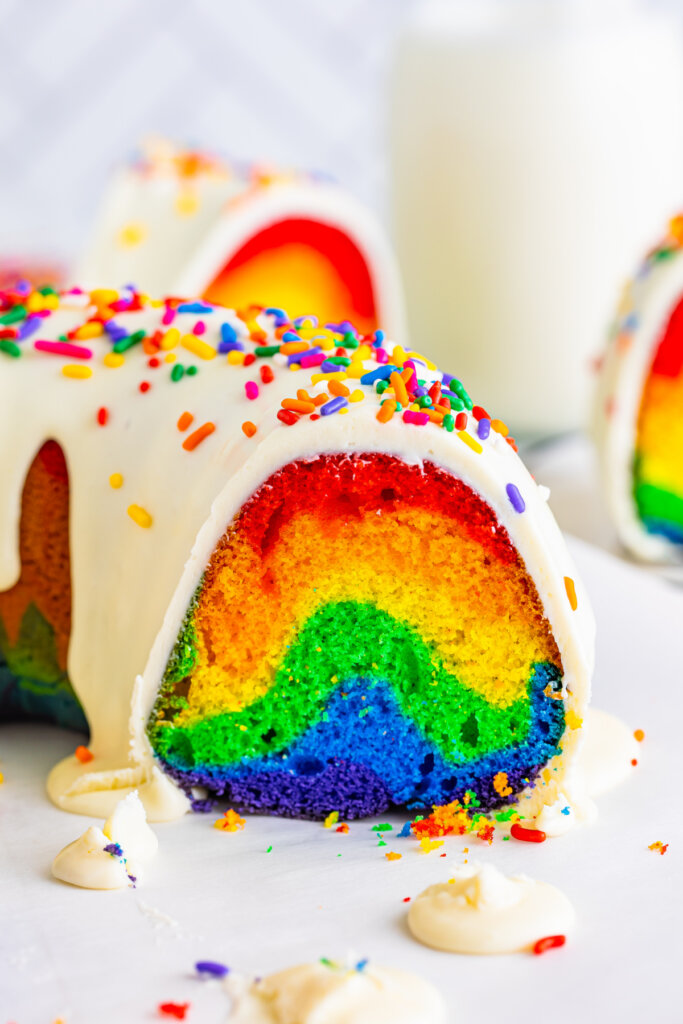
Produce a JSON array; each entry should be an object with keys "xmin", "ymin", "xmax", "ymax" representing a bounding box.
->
[
  {"xmin": 34, "ymin": 340, "xmax": 93, "ymax": 359},
  {"xmin": 162, "ymin": 306, "xmax": 176, "ymax": 326},
  {"xmin": 193, "ymin": 320, "xmax": 206, "ymax": 335},
  {"xmin": 245, "ymin": 381, "xmax": 259, "ymax": 400},
  {"xmin": 403, "ymin": 360, "xmax": 418, "ymax": 393},
  {"xmin": 403, "ymin": 410, "xmax": 429, "ymax": 426},
  {"xmin": 300, "ymin": 353, "xmax": 326, "ymax": 368},
  {"xmin": 375, "ymin": 348, "xmax": 389, "ymax": 364}
]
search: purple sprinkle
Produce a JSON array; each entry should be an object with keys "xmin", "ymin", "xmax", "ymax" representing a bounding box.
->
[
  {"xmin": 506, "ymin": 483, "xmax": 525, "ymax": 513},
  {"xmin": 195, "ymin": 960, "xmax": 230, "ymax": 978},
  {"xmin": 245, "ymin": 381, "xmax": 259, "ymax": 401},
  {"xmin": 103, "ymin": 843, "xmax": 123, "ymax": 857},
  {"xmin": 414, "ymin": 386, "xmax": 428, "ymax": 397},
  {"xmin": 293, "ymin": 315, "xmax": 318, "ymax": 328},
  {"xmin": 18, "ymin": 315, "xmax": 41, "ymax": 340},
  {"xmin": 219, "ymin": 339, "xmax": 245, "ymax": 354},
  {"xmin": 320, "ymin": 396, "xmax": 348, "ymax": 416},
  {"xmin": 442, "ymin": 372, "xmax": 455, "ymax": 387},
  {"xmin": 320, "ymin": 360, "xmax": 339, "ymax": 373},
  {"xmin": 477, "ymin": 418, "xmax": 491, "ymax": 440},
  {"xmin": 288, "ymin": 346, "xmax": 321, "ymax": 366}
]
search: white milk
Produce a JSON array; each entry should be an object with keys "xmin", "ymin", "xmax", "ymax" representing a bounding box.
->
[{"xmin": 390, "ymin": 0, "xmax": 683, "ymax": 436}]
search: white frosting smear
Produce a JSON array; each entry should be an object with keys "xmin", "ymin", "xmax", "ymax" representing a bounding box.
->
[
  {"xmin": 577, "ymin": 708, "xmax": 639, "ymax": 798},
  {"xmin": 52, "ymin": 792, "xmax": 158, "ymax": 890},
  {"xmin": 408, "ymin": 862, "xmax": 575, "ymax": 955},
  {"xmin": 225, "ymin": 961, "xmax": 446, "ymax": 1024}
]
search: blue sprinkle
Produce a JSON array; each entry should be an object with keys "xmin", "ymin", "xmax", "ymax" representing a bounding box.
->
[
  {"xmin": 373, "ymin": 329, "xmax": 385, "ymax": 346},
  {"xmin": 397, "ymin": 822, "xmax": 412, "ymax": 838},
  {"xmin": 506, "ymin": 483, "xmax": 525, "ymax": 513},
  {"xmin": 177, "ymin": 301, "xmax": 213, "ymax": 314},
  {"xmin": 220, "ymin": 322, "xmax": 237, "ymax": 344},
  {"xmin": 623, "ymin": 313, "xmax": 639, "ymax": 331},
  {"xmin": 320, "ymin": 396, "xmax": 348, "ymax": 416},
  {"xmin": 355, "ymin": 959, "xmax": 369, "ymax": 973},
  {"xmin": 265, "ymin": 306, "xmax": 287, "ymax": 320},
  {"xmin": 360, "ymin": 365, "xmax": 397, "ymax": 385},
  {"xmin": 195, "ymin": 960, "xmax": 230, "ymax": 978},
  {"xmin": 561, "ymin": 806, "xmax": 571, "ymax": 816},
  {"xmin": 477, "ymin": 418, "xmax": 491, "ymax": 440},
  {"xmin": 281, "ymin": 330, "xmax": 301, "ymax": 343},
  {"xmin": 103, "ymin": 842, "xmax": 123, "ymax": 857}
]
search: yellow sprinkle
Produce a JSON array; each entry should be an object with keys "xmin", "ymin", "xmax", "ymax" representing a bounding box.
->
[
  {"xmin": 419, "ymin": 837, "xmax": 444, "ymax": 854},
  {"xmin": 0, "ymin": 771, "xmax": 4, "ymax": 784},
  {"xmin": 26, "ymin": 292, "xmax": 45, "ymax": 313},
  {"xmin": 354, "ymin": 344, "xmax": 373, "ymax": 361},
  {"xmin": 90, "ymin": 288, "xmax": 119, "ymax": 306},
  {"xmin": 118, "ymin": 221, "xmax": 146, "ymax": 247},
  {"xmin": 311, "ymin": 371, "xmax": 347, "ymax": 384},
  {"xmin": 339, "ymin": 407, "xmax": 349, "ymax": 415},
  {"xmin": 181, "ymin": 333, "xmax": 216, "ymax": 361},
  {"xmin": 324, "ymin": 811, "xmax": 339, "ymax": 829},
  {"xmin": 457, "ymin": 430, "xmax": 483, "ymax": 454},
  {"xmin": 127, "ymin": 504, "xmax": 153, "ymax": 529},
  {"xmin": 161, "ymin": 327, "xmax": 180, "ymax": 350},
  {"xmin": 164, "ymin": 352, "xmax": 176, "ymax": 363},
  {"xmin": 227, "ymin": 349, "xmax": 246, "ymax": 365},
  {"xmin": 344, "ymin": 364, "xmax": 366, "ymax": 379},
  {"xmin": 408, "ymin": 349, "xmax": 436, "ymax": 370},
  {"xmin": 62, "ymin": 364, "xmax": 93, "ymax": 380},
  {"xmin": 349, "ymin": 389, "xmax": 364, "ymax": 403},
  {"xmin": 392, "ymin": 345, "xmax": 407, "ymax": 367},
  {"xmin": 565, "ymin": 709, "xmax": 583, "ymax": 730},
  {"xmin": 175, "ymin": 189, "xmax": 200, "ymax": 216},
  {"xmin": 109, "ymin": 473, "xmax": 123, "ymax": 489},
  {"xmin": 103, "ymin": 352, "xmax": 125, "ymax": 368},
  {"xmin": 73, "ymin": 321, "xmax": 104, "ymax": 340}
]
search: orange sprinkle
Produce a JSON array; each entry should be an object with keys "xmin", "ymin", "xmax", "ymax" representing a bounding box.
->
[
  {"xmin": 427, "ymin": 408, "xmax": 445, "ymax": 423},
  {"xmin": 493, "ymin": 771, "xmax": 513, "ymax": 797},
  {"xmin": 564, "ymin": 576, "xmax": 578, "ymax": 611},
  {"xmin": 648, "ymin": 841, "xmax": 669, "ymax": 855},
  {"xmin": 634, "ymin": 729, "xmax": 645, "ymax": 742},
  {"xmin": 297, "ymin": 389, "xmax": 312, "ymax": 402},
  {"xmin": 182, "ymin": 422, "xmax": 216, "ymax": 451},
  {"xmin": 177, "ymin": 411, "xmax": 194, "ymax": 432},
  {"xmin": 491, "ymin": 418, "xmax": 509, "ymax": 436},
  {"xmin": 279, "ymin": 340, "xmax": 309, "ymax": 355},
  {"xmin": 390, "ymin": 370, "xmax": 408, "ymax": 407},
  {"xmin": 75, "ymin": 745, "xmax": 93, "ymax": 764},
  {"xmin": 328, "ymin": 380, "xmax": 351, "ymax": 398},
  {"xmin": 335, "ymin": 823, "xmax": 350, "ymax": 834},
  {"xmin": 214, "ymin": 809, "xmax": 246, "ymax": 833},
  {"xmin": 385, "ymin": 851, "xmax": 402, "ymax": 861},
  {"xmin": 282, "ymin": 398, "xmax": 316, "ymax": 414},
  {"xmin": 377, "ymin": 400, "xmax": 397, "ymax": 424},
  {"xmin": 313, "ymin": 393, "xmax": 329, "ymax": 407},
  {"xmin": 242, "ymin": 421, "xmax": 257, "ymax": 438}
]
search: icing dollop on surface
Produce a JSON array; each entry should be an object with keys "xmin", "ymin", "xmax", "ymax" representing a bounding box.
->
[
  {"xmin": 408, "ymin": 862, "xmax": 575, "ymax": 954},
  {"xmin": 225, "ymin": 961, "xmax": 446, "ymax": 1024},
  {"xmin": 51, "ymin": 791, "xmax": 158, "ymax": 890},
  {"xmin": 577, "ymin": 708, "xmax": 639, "ymax": 798}
]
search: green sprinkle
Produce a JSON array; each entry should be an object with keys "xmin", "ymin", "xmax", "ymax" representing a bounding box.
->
[
  {"xmin": 326, "ymin": 356, "xmax": 351, "ymax": 366},
  {"xmin": 372, "ymin": 823, "xmax": 393, "ymax": 832},
  {"xmin": 377, "ymin": 840, "xmax": 386, "ymax": 847},
  {"xmin": 503, "ymin": 835, "xmax": 510, "ymax": 840},
  {"xmin": 266, "ymin": 845, "xmax": 272, "ymax": 853},
  {"xmin": 113, "ymin": 329, "xmax": 146, "ymax": 354},
  {"xmin": 0, "ymin": 305, "xmax": 26, "ymax": 325},
  {"xmin": 171, "ymin": 364, "xmax": 185, "ymax": 382},
  {"xmin": 254, "ymin": 345, "xmax": 280, "ymax": 357},
  {"xmin": 39, "ymin": 285, "xmax": 58, "ymax": 296},
  {"xmin": 443, "ymin": 413, "xmax": 455, "ymax": 432},
  {"xmin": 418, "ymin": 396, "xmax": 433, "ymax": 408},
  {"xmin": 376, "ymin": 380, "xmax": 389, "ymax": 395},
  {"xmin": 187, "ymin": 365, "xmax": 198, "ymax": 376},
  {"xmin": 0, "ymin": 339, "xmax": 21, "ymax": 358}
]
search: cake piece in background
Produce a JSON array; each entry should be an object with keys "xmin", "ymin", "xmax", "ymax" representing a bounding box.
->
[
  {"xmin": 596, "ymin": 216, "xmax": 683, "ymax": 561},
  {"xmin": 77, "ymin": 138, "xmax": 405, "ymax": 342},
  {"xmin": 0, "ymin": 285, "xmax": 593, "ymax": 826}
]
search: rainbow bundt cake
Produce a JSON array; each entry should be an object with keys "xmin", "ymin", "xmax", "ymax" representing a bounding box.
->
[
  {"xmin": 597, "ymin": 215, "xmax": 683, "ymax": 560},
  {"xmin": 79, "ymin": 139, "xmax": 405, "ymax": 342},
  {"xmin": 0, "ymin": 283, "xmax": 593, "ymax": 822}
]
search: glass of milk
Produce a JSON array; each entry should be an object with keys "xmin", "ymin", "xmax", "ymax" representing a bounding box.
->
[{"xmin": 390, "ymin": 0, "xmax": 683, "ymax": 437}]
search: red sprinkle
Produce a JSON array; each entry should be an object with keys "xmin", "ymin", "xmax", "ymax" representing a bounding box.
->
[
  {"xmin": 277, "ymin": 409, "xmax": 300, "ymax": 426},
  {"xmin": 75, "ymin": 745, "xmax": 94, "ymax": 764},
  {"xmin": 148, "ymin": 357, "xmax": 160, "ymax": 368},
  {"xmin": 455, "ymin": 412, "xmax": 467, "ymax": 430},
  {"xmin": 402, "ymin": 897, "xmax": 411, "ymax": 903},
  {"xmin": 139, "ymin": 381, "xmax": 151, "ymax": 393},
  {"xmin": 472, "ymin": 405, "xmax": 490, "ymax": 421},
  {"xmin": 97, "ymin": 406, "xmax": 108, "ymax": 426},
  {"xmin": 511, "ymin": 823, "xmax": 546, "ymax": 844},
  {"xmin": 158, "ymin": 1003, "xmax": 190, "ymax": 1020},
  {"xmin": 631, "ymin": 759, "xmax": 638, "ymax": 766},
  {"xmin": 244, "ymin": 353, "xmax": 256, "ymax": 367},
  {"xmin": 533, "ymin": 935, "xmax": 566, "ymax": 955},
  {"xmin": 260, "ymin": 364, "xmax": 274, "ymax": 384}
]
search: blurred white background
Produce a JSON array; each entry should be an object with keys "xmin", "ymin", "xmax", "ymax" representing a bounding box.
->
[{"xmin": 0, "ymin": 0, "xmax": 419, "ymax": 264}]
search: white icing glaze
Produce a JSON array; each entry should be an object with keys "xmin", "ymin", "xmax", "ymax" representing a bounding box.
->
[
  {"xmin": 51, "ymin": 792, "xmax": 157, "ymax": 889},
  {"xmin": 225, "ymin": 962, "xmax": 446, "ymax": 1024},
  {"xmin": 576, "ymin": 707, "xmax": 639, "ymax": 798},
  {"xmin": 595, "ymin": 229, "xmax": 683, "ymax": 561},
  {"xmin": 78, "ymin": 139, "xmax": 407, "ymax": 344},
  {"xmin": 0, "ymin": 294, "xmax": 594, "ymax": 821},
  {"xmin": 407, "ymin": 862, "xmax": 575, "ymax": 955}
]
